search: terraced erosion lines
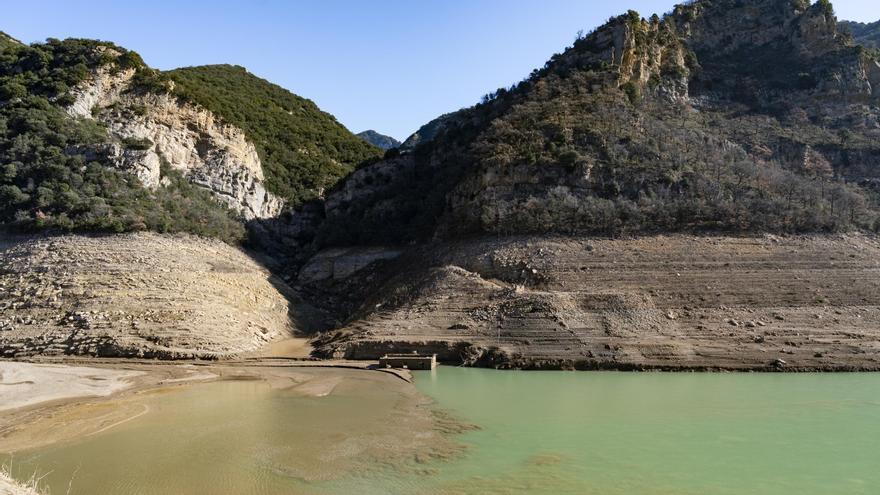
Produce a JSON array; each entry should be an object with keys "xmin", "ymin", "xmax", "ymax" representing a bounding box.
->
[
  {"xmin": 310, "ymin": 234, "xmax": 880, "ymax": 371},
  {"xmin": 3, "ymin": 232, "xmax": 878, "ymax": 370},
  {"xmin": 0, "ymin": 233, "xmax": 323, "ymax": 360}
]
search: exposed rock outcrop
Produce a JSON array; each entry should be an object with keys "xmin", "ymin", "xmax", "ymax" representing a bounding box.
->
[{"xmin": 66, "ymin": 66, "xmax": 283, "ymax": 220}]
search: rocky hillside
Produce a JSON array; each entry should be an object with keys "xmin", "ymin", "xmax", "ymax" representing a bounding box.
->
[
  {"xmin": 841, "ymin": 19, "xmax": 880, "ymax": 49},
  {"xmin": 268, "ymin": 0, "xmax": 880, "ymax": 369},
  {"xmin": 168, "ymin": 65, "xmax": 382, "ymax": 204},
  {"xmin": 356, "ymin": 130, "xmax": 400, "ymax": 150},
  {"xmin": 0, "ymin": 37, "xmax": 378, "ymax": 238},
  {"xmin": 270, "ymin": 0, "xmax": 880, "ymax": 256},
  {"xmin": 0, "ymin": 233, "xmax": 323, "ymax": 359}
]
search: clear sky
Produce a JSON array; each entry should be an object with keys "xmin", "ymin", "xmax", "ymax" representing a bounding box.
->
[{"xmin": 4, "ymin": 1, "xmax": 880, "ymax": 141}]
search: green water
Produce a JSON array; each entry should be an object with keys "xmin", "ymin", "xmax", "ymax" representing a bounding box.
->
[
  {"xmin": 406, "ymin": 368, "xmax": 880, "ymax": 494},
  {"xmin": 6, "ymin": 369, "xmax": 880, "ymax": 494}
]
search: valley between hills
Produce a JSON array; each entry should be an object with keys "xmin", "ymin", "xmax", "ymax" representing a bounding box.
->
[
  {"xmin": 3, "ymin": 0, "xmax": 880, "ymax": 372},
  {"xmin": 3, "ymin": 0, "xmax": 880, "ymax": 493}
]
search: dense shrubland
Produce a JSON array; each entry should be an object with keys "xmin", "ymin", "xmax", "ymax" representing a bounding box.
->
[
  {"xmin": 168, "ymin": 65, "xmax": 382, "ymax": 204},
  {"xmin": 0, "ymin": 35, "xmax": 244, "ymax": 240}
]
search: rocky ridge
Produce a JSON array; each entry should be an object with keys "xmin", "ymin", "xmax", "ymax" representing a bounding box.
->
[
  {"xmin": 66, "ymin": 62, "xmax": 283, "ymax": 220},
  {"xmin": 356, "ymin": 130, "xmax": 401, "ymax": 150}
]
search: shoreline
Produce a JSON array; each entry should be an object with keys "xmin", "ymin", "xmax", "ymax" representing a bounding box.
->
[
  {"xmin": 0, "ymin": 359, "xmax": 447, "ymax": 480},
  {"xmin": 0, "ymin": 357, "xmax": 473, "ymax": 493}
]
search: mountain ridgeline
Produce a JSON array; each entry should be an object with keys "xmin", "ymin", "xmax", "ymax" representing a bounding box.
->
[
  {"xmin": 356, "ymin": 130, "xmax": 401, "ymax": 150},
  {"xmin": 2, "ymin": 0, "xmax": 880, "ymax": 248},
  {"xmin": 0, "ymin": 35, "xmax": 379, "ymax": 239},
  {"xmin": 269, "ymin": 0, "xmax": 880, "ymax": 256},
  {"xmin": 841, "ymin": 19, "xmax": 880, "ymax": 49}
]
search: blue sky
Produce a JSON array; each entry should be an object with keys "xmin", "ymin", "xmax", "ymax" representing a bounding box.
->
[{"xmin": 4, "ymin": 1, "xmax": 880, "ymax": 141}]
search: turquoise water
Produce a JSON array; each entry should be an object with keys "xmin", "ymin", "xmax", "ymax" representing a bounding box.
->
[
  {"xmin": 403, "ymin": 368, "xmax": 880, "ymax": 494},
  {"xmin": 5, "ymin": 369, "xmax": 880, "ymax": 494}
]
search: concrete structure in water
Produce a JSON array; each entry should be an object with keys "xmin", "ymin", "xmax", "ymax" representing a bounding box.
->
[{"xmin": 379, "ymin": 353, "xmax": 437, "ymax": 370}]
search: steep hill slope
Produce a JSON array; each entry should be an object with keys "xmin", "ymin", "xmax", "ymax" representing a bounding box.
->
[
  {"xmin": 269, "ymin": 0, "xmax": 880, "ymax": 255},
  {"xmin": 274, "ymin": 0, "xmax": 880, "ymax": 369},
  {"xmin": 169, "ymin": 65, "xmax": 382, "ymax": 204},
  {"xmin": 0, "ymin": 38, "xmax": 378, "ymax": 239},
  {"xmin": 0, "ymin": 233, "xmax": 323, "ymax": 359},
  {"xmin": 356, "ymin": 130, "xmax": 400, "ymax": 150}
]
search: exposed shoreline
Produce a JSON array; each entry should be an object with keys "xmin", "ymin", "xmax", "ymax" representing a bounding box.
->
[{"xmin": 0, "ymin": 357, "xmax": 458, "ymax": 491}]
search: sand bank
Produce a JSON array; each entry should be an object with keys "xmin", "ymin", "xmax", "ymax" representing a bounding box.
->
[{"xmin": 0, "ymin": 362, "xmax": 143, "ymax": 412}]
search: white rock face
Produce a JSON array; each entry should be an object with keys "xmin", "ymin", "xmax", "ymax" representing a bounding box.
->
[{"xmin": 66, "ymin": 66, "xmax": 283, "ymax": 220}]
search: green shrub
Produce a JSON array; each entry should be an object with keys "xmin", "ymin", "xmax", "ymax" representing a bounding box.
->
[
  {"xmin": 0, "ymin": 37, "xmax": 245, "ymax": 243},
  {"xmin": 121, "ymin": 136, "xmax": 153, "ymax": 150},
  {"xmin": 168, "ymin": 65, "xmax": 382, "ymax": 205}
]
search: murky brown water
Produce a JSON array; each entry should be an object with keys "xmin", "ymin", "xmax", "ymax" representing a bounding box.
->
[{"xmin": 1, "ymin": 368, "xmax": 455, "ymax": 494}]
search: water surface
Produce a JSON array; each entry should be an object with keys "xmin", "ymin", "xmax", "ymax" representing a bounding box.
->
[
  {"xmin": 5, "ymin": 369, "xmax": 880, "ymax": 494},
  {"xmin": 407, "ymin": 368, "xmax": 880, "ymax": 494}
]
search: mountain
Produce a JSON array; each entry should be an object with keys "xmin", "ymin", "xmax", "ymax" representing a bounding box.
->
[
  {"xmin": 840, "ymin": 19, "xmax": 880, "ymax": 49},
  {"xmin": 169, "ymin": 65, "xmax": 382, "ymax": 204},
  {"xmin": 278, "ymin": 0, "xmax": 880, "ymax": 251},
  {"xmin": 271, "ymin": 0, "xmax": 880, "ymax": 369},
  {"xmin": 0, "ymin": 39, "xmax": 380, "ymax": 239},
  {"xmin": 398, "ymin": 112, "xmax": 459, "ymax": 151},
  {"xmin": 356, "ymin": 130, "xmax": 400, "ymax": 150}
]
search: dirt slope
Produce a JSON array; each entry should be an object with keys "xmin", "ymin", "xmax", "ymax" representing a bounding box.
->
[
  {"xmin": 311, "ymin": 234, "xmax": 880, "ymax": 370},
  {"xmin": 0, "ymin": 233, "xmax": 321, "ymax": 359}
]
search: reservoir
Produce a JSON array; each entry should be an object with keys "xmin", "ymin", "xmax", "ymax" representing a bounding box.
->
[{"xmin": 4, "ymin": 368, "xmax": 879, "ymax": 494}]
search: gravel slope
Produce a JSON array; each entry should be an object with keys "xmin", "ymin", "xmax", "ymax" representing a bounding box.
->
[{"xmin": 0, "ymin": 233, "xmax": 318, "ymax": 360}]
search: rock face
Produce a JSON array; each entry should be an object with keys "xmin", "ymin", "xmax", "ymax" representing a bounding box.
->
[
  {"xmin": 677, "ymin": 0, "xmax": 880, "ymax": 98},
  {"xmin": 311, "ymin": 234, "xmax": 880, "ymax": 371},
  {"xmin": 0, "ymin": 233, "xmax": 319, "ymax": 359},
  {"xmin": 66, "ymin": 65, "xmax": 283, "ymax": 220}
]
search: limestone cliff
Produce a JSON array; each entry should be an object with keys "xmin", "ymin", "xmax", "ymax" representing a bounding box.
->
[{"xmin": 66, "ymin": 63, "xmax": 283, "ymax": 220}]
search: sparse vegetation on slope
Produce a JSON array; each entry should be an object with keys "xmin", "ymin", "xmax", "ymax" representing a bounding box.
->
[{"xmin": 306, "ymin": 0, "xmax": 880, "ymax": 249}]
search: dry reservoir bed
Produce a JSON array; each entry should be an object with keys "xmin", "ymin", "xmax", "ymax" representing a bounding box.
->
[
  {"xmin": 312, "ymin": 234, "xmax": 880, "ymax": 370},
  {"xmin": 0, "ymin": 233, "xmax": 322, "ymax": 359}
]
